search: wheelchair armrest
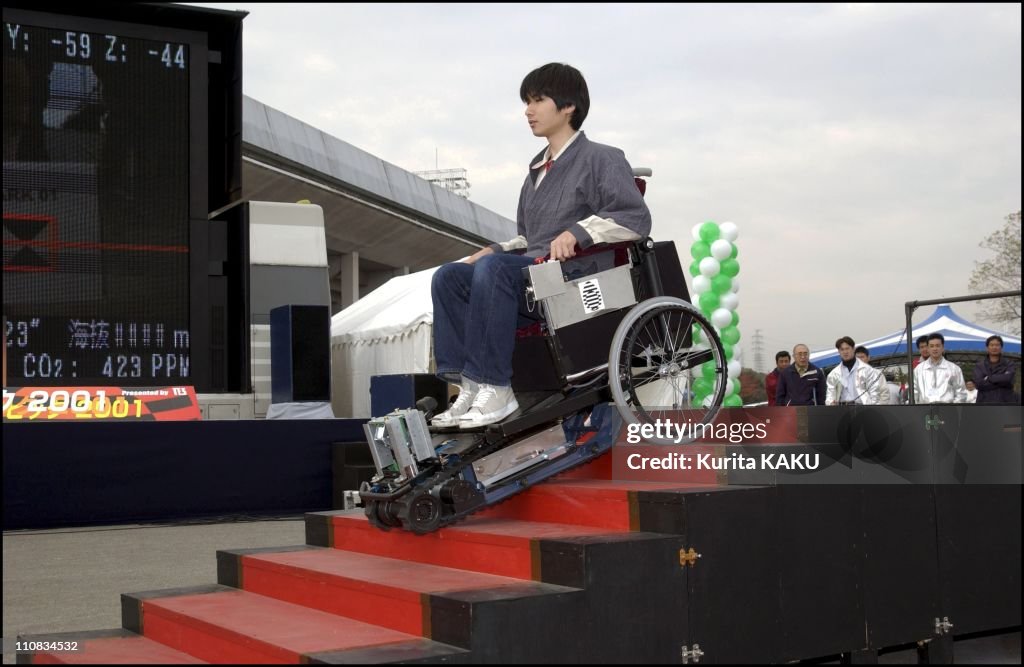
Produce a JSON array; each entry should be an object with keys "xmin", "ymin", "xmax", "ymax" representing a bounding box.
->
[
  {"xmin": 534, "ymin": 238, "xmax": 644, "ymax": 261},
  {"xmin": 574, "ymin": 239, "xmax": 644, "ymax": 260}
]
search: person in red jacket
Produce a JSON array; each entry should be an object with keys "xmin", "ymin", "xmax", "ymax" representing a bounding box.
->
[{"xmin": 765, "ymin": 350, "xmax": 791, "ymax": 406}]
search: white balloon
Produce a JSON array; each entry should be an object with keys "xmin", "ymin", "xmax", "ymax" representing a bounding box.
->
[
  {"xmin": 691, "ymin": 223, "xmax": 703, "ymax": 242},
  {"xmin": 711, "ymin": 308, "xmax": 732, "ymax": 329},
  {"xmin": 728, "ymin": 360, "xmax": 742, "ymax": 379},
  {"xmin": 699, "ymin": 257, "xmax": 721, "ymax": 277},
  {"xmin": 692, "ymin": 275, "xmax": 711, "ymax": 294},
  {"xmin": 730, "ymin": 277, "xmax": 739, "ymax": 294},
  {"xmin": 725, "ymin": 379, "xmax": 735, "ymax": 396},
  {"xmin": 710, "ymin": 239, "xmax": 732, "ymax": 261},
  {"xmin": 719, "ymin": 221, "xmax": 739, "ymax": 242},
  {"xmin": 720, "ymin": 292, "xmax": 739, "ymax": 311}
]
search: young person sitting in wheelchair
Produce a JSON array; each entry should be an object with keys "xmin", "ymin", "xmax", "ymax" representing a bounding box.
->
[{"xmin": 431, "ymin": 62, "xmax": 652, "ymax": 429}]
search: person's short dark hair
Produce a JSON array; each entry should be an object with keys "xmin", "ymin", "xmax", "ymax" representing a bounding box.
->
[
  {"xmin": 927, "ymin": 332, "xmax": 945, "ymax": 345},
  {"xmin": 854, "ymin": 345, "xmax": 869, "ymax": 357},
  {"xmin": 775, "ymin": 350, "xmax": 790, "ymax": 362},
  {"xmin": 916, "ymin": 335, "xmax": 929, "ymax": 349},
  {"xmin": 884, "ymin": 370, "xmax": 896, "ymax": 382},
  {"xmin": 986, "ymin": 334, "xmax": 1004, "ymax": 347},
  {"xmin": 520, "ymin": 63, "xmax": 590, "ymax": 131},
  {"xmin": 835, "ymin": 336, "xmax": 856, "ymax": 349}
]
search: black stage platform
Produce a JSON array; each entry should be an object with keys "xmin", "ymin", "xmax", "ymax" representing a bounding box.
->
[{"xmin": 3, "ymin": 418, "xmax": 365, "ymax": 530}]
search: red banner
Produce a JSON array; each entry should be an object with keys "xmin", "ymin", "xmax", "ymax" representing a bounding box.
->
[{"xmin": 2, "ymin": 386, "xmax": 201, "ymax": 422}]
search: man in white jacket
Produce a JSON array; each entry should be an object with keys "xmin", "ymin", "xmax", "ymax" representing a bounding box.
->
[
  {"xmin": 826, "ymin": 336, "xmax": 888, "ymax": 405},
  {"xmin": 913, "ymin": 333, "xmax": 968, "ymax": 404}
]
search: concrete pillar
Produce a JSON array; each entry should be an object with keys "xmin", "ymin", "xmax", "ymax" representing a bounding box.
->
[{"xmin": 339, "ymin": 251, "xmax": 359, "ymax": 309}]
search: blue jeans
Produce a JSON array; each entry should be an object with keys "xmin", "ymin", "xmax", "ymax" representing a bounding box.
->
[{"xmin": 432, "ymin": 253, "xmax": 539, "ymax": 387}]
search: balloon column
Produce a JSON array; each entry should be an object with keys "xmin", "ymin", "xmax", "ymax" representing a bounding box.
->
[{"xmin": 688, "ymin": 221, "xmax": 743, "ymax": 407}]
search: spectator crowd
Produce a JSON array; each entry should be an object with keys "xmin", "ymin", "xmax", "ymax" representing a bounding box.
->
[{"xmin": 764, "ymin": 334, "xmax": 1019, "ymax": 406}]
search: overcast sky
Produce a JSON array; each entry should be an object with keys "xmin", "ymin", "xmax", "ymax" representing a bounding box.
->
[{"xmin": 192, "ymin": 3, "xmax": 1020, "ymax": 370}]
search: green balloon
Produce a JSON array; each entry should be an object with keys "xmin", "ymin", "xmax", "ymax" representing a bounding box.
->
[
  {"xmin": 710, "ymin": 274, "xmax": 732, "ymax": 294},
  {"xmin": 722, "ymin": 343, "xmax": 734, "ymax": 360},
  {"xmin": 690, "ymin": 241, "xmax": 711, "ymax": 260},
  {"xmin": 688, "ymin": 260, "xmax": 701, "ymax": 277},
  {"xmin": 693, "ymin": 378, "xmax": 712, "ymax": 396},
  {"xmin": 729, "ymin": 379, "xmax": 742, "ymax": 396},
  {"xmin": 698, "ymin": 291, "xmax": 720, "ymax": 313},
  {"xmin": 729, "ymin": 244, "xmax": 738, "ymax": 259},
  {"xmin": 720, "ymin": 326, "xmax": 741, "ymax": 345},
  {"xmin": 699, "ymin": 222, "xmax": 720, "ymax": 243},
  {"xmin": 730, "ymin": 311, "xmax": 740, "ymax": 327},
  {"xmin": 720, "ymin": 258, "xmax": 740, "ymax": 278},
  {"xmin": 724, "ymin": 394, "xmax": 743, "ymax": 407}
]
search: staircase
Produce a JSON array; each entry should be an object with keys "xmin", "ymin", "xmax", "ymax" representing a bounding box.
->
[{"xmin": 19, "ymin": 454, "xmax": 718, "ymax": 664}]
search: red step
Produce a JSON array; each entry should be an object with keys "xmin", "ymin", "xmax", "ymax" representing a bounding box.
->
[
  {"xmin": 558, "ymin": 449, "xmax": 614, "ymax": 479},
  {"xmin": 22, "ymin": 632, "xmax": 204, "ymax": 664},
  {"xmin": 317, "ymin": 510, "xmax": 623, "ymax": 579},
  {"xmin": 552, "ymin": 445, "xmax": 723, "ymax": 485},
  {"xmin": 479, "ymin": 479, "xmax": 719, "ymax": 530},
  {"xmin": 228, "ymin": 547, "xmax": 575, "ymax": 636},
  {"xmin": 134, "ymin": 587, "xmax": 425, "ymax": 664}
]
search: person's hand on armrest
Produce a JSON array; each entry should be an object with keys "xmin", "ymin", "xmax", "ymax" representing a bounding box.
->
[{"xmin": 549, "ymin": 230, "xmax": 578, "ymax": 261}]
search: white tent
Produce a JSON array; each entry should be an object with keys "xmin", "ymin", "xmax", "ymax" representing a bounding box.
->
[{"xmin": 330, "ymin": 267, "xmax": 439, "ymax": 418}]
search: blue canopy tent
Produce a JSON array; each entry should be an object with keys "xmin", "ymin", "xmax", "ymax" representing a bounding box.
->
[{"xmin": 809, "ymin": 304, "xmax": 1021, "ymax": 369}]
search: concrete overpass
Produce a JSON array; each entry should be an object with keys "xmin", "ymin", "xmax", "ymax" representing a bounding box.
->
[{"xmin": 240, "ymin": 95, "xmax": 515, "ymax": 313}]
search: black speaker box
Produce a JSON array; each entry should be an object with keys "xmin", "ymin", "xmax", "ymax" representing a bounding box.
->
[
  {"xmin": 270, "ymin": 304, "xmax": 330, "ymax": 403},
  {"xmin": 369, "ymin": 373, "xmax": 449, "ymax": 416}
]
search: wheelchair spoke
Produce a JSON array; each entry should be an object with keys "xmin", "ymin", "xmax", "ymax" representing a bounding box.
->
[
  {"xmin": 672, "ymin": 348, "xmax": 715, "ymax": 369},
  {"xmin": 641, "ymin": 320, "xmax": 662, "ymax": 356},
  {"xmin": 667, "ymin": 375, "xmax": 686, "ymax": 409},
  {"xmin": 660, "ymin": 315, "xmax": 672, "ymax": 360},
  {"xmin": 630, "ymin": 368, "xmax": 661, "ymax": 386}
]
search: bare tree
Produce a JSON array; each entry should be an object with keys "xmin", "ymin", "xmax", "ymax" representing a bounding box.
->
[{"xmin": 968, "ymin": 210, "xmax": 1021, "ymax": 334}]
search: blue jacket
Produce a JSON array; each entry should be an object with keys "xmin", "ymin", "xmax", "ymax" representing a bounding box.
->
[{"xmin": 776, "ymin": 363, "xmax": 826, "ymax": 406}]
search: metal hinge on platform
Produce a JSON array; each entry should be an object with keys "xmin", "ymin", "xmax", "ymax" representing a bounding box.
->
[
  {"xmin": 934, "ymin": 616, "xmax": 954, "ymax": 635},
  {"xmin": 342, "ymin": 490, "xmax": 362, "ymax": 509},
  {"xmin": 679, "ymin": 547, "xmax": 702, "ymax": 567},
  {"xmin": 924, "ymin": 415, "xmax": 945, "ymax": 430},
  {"xmin": 680, "ymin": 643, "xmax": 704, "ymax": 663}
]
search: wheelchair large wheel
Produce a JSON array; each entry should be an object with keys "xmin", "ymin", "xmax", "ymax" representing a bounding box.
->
[{"xmin": 608, "ymin": 297, "xmax": 728, "ymax": 445}]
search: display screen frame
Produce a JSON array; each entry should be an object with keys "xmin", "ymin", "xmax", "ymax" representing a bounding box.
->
[{"xmin": 3, "ymin": 7, "xmax": 211, "ymax": 388}]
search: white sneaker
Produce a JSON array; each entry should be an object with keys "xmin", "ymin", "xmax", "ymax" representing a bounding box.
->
[
  {"xmin": 431, "ymin": 378, "xmax": 479, "ymax": 428},
  {"xmin": 459, "ymin": 384, "xmax": 519, "ymax": 428}
]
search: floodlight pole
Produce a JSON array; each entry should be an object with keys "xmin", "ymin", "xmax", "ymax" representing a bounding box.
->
[{"xmin": 904, "ymin": 290, "xmax": 1021, "ymax": 404}]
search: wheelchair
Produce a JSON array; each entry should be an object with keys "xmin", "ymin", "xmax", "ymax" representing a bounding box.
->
[
  {"xmin": 360, "ymin": 174, "xmax": 729, "ymax": 534},
  {"xmin": 510, "ymin": 236, "xmax": 728, "ymax": 435}
]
